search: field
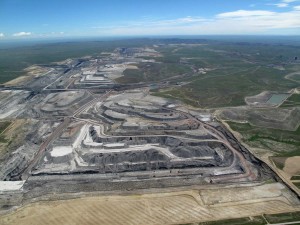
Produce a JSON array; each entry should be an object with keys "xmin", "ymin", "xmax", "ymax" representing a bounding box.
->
[
  {"xmin": 265, "ymin": 211, "xmax": 300, "ymax": 223},
  {"xmin": 0, "ymin": 185, "xmax": 299, "ymax": 225},
  {"xmin": 196, "ymin": 217, "xmax": 265, "ymax": 225},
  {"xmin": 227, "ymin": 121, "xmax": 300, "ymax": 157},
  {"xmin": 291, "ymin": 175, "xmax": 300, "ymax": 180},
  {"xmin": 152, "ymin": 43, "xmax": 300, "ymax": 108},
  {"xmin": 116, "ymin": 62, "xmax": 192, "ymax": 84},
  {"xmin": 281, "ymin": 94, "xmax": 300, "ymax": 107},
  {"xmin": 293, "ymin": 182, "xmax": 300, "ymax": 188},
  {"xmin": 226, "ymin": 121, "xmax": 300, "ymax": 191}
]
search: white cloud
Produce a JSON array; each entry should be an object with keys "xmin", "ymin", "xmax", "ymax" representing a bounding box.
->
[
  {"xmin": 215, "ymin": 10, "xmax": 300, "ymax": 31},
  {"xmin": 217, "ymin": 10, "xmax": 275, "ymax": 18},
  {"xmin": 0, "ymin": 33, "xmax": 4, "ymax": 38},
  {"xmin": 266, "ymin": 0, "xmax": 300, "ymax": 8},
  {"xmin": 210, "ymin": 9, "xmax": 300, "ymax": 34},
  {"xmin": 274, "ymin": 3, "xmax": 289, "ymax": 7},
  {"xmin": 92, "ymin": 16, "xmax": 209, "ymax": 30},
  {"xmin": 148, "ymin": 17, "xmax": 209, "ymax": 26},
  {"xmin": 282, "ymin": 0, "xmax": 298, "ymax": 3},
  {"xmin": 294, "ymin": 5, "xmax": 300, "ymax": 9},
  {"xmin": 49, "ymin": 31, "xmax": 64, "ymax": 35},
  {"xmin": 35, "ymin": 31, "xmax": 66, "ymax": 38},
  {"xmin": 91, "ymin": 9, "xmax": 300, "ymax": 36},
  {"xmin": 12, "ymin": 32, "xmax": 32, "ymax": 37}
]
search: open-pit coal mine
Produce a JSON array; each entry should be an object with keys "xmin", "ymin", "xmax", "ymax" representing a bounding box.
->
[{"xmin": 0, "ymin": 47, "xmax": 299, "ymax": 224}]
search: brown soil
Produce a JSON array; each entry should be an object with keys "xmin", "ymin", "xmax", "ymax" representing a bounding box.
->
[
  {"xmin": 283, "ymin": 156, "xmax": 300, "ymax": 178},
  {"xmin": 0, "ymin": 185, "xmax": 299, "ymax": 225}
]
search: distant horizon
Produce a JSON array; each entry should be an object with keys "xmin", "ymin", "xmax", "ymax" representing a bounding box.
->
[{"xmin": 1, "ymin": 34, "xmax": 300, "ymax": 49}]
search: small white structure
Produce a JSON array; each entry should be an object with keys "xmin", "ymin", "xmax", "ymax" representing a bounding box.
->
[
  {"xmin": 50, "ymin": 146, "xmax": 73, "ymax": 157},
  {"xmin": 0, "ymin": 181, "xmax": 25, "ymax": 192}
]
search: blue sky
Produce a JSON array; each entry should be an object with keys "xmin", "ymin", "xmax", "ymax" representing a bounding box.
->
[{"xmin": 1, "ymin": 0, "xmax": 300, "ymax": 40}]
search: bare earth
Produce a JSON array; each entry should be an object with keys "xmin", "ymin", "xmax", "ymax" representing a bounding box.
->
[
  {"xmin": 4, "ymin": 66, "xmax": 52, "ymax": 86},
  {"xmin": 4, "ymin": 76, "xmax": 30, "ymax": 86},
  {"xmin": 0, "ymin": 183, "xmax": 299, "ymax": 225},
  {"xmin": 283, "ymin": 156, "xmax": 300, "ymax": 178}
]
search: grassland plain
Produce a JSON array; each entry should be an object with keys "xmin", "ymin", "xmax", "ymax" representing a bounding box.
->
[
  {"xmin": 0, "ymin": 42, "xmax": 109, "ymax": 83},
  {"xmin": 116, "ymin": 62, "xmax": 192, "ymax": 84},
  {"xmin": 152, "ymin": 43, "xmax": 300, "ymax": 108},
  {"xmin": 2, "ymin": 39, "xmax": 300, "ymax": 110},
  {"xmin": 220, "ymin": 107, "xmax": 300, "ymax": 131},
  {"xmin": 226, "ymin": 121, "xmax": 300, "ymax": 191},
  {"xmin": 226, "ymin": 121, "xmax": 300, "ymax": 157},
  {"xmin": 291, "ymin": 75, "xmax": 300, "ymax": 82}
]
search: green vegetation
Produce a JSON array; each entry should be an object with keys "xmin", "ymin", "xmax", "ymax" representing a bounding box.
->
[
  {"xmin": 265, "ymin": 211, "xmax": 300, "ymax": 223},
  {"xmin": 0, "ymin": 42, "xmax": 108, "ymax": 83},
  {"xmin": 0, "ymin": 121, "xmax": 11, "ymax": 133},
  {"xmin": 0, "ymin": 39, "xmax": 157, "ymax": 84},
  {"xmin": 197, "ymin": 216, "xmax": 265, "ymax": 225},
  {"xmin": 116, "ymin": 62, "xmax": 192, "ymax": 84},
  {"xmin": 227, "ymin": 121, "xmax": 300, "ymax": 156},
  {"xmin": 181, "ymin": 211, "xmax": 300, "ymax": 225},
  {"xmin": 116, "ymin": 69, "xmax": 144, "ymax": 84},
  {"xmin": 290, "ymin": 176, "xmax": 300, "ymax": 190},
  {"xmin": 154, "ymin": 66, "xmax": 296, "ymax": 108},
  {"xmin": 1, "ymin": 38, "xmax": 300, "ymax": 108},
  {"xmin": 272, "ymin": 157, "xmax": 286, "ymax": 170},
  {"xmin": 287, "ymin": 71, "xmax": 300, "ymax": 82},
  {"xmin": 292, "ymin": 75, "xmax": 300, "ymax": 82},
  {"xmin": 281, "ymin": 94, "xmax": 300, "ymax": 107},
  {"xmin": 0, "ymin": 136, "xmax": 7, "ymax": 143},
  {"xmin": 291, "ymin": 175, "xmax": 300, "ymax": 180},
  {"xmin": 0, "ymin": 121, "xmax": 11, "ymax": 143},
  {"xmin": 152, "ymin": 43, "xmax": 299, "ymax": 108},
  {"xmin": 293, "ymin": 182, "xmax": 300, "ymax": 189}
]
